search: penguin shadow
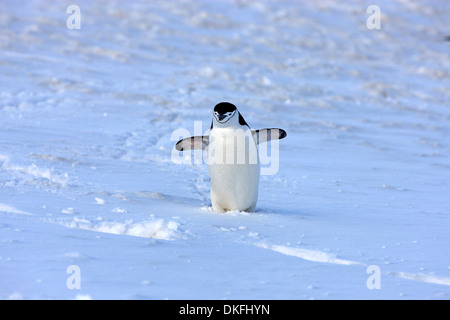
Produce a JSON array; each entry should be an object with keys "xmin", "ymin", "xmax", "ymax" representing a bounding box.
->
[
  {"xmin": 131, "ymin": 188, "xmax": 313, "ymax": 218},
  {"xmin": 132, "ymin": 191, "xmax": 314, "ymax": 219},
  {"xmin": 252, "ymin": 205, "xmax": 314, "ymax": 219},
  {"xmin": 130, "ymin": 191, "xmax": 203, "ymax": 209},
  {"xmin": 194, "ymin": 202, "xmax": 313, "ymax": 218}
]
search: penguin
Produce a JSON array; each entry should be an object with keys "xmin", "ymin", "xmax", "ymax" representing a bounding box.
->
[{"xmin": 175, "ymin": 102, "xmax": 286, "ymax": 213}]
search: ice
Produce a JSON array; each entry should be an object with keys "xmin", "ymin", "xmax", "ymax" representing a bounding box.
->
[{"xmin": 0, "ymin": 0, "xmax": 449, "ymax": 299}]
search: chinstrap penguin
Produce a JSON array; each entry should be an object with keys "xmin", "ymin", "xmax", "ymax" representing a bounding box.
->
[{"xmin": 175, "ymin": 102, "xmax": 286, "ymax": 213}]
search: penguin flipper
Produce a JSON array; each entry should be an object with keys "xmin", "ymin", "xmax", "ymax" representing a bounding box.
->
[
  {"xmin": 252, "ymin": 128, "xmax": 287, "ymax": 145},
  {"xmin": 175, "ymin": 136, "xmax": 209, "ymax": 151}
]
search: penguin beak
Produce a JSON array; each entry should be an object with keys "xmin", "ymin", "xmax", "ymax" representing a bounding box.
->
[{"xmin": 217, "ymin": 113, "xmax": 227, "ymax": 121}]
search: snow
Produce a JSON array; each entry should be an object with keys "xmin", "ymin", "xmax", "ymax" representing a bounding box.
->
[
  {"xmin": 1, "ymin": 0, "xmax": 450, "ymax": 300},
  {"xmin": 255, "ymin": 243, "xmax": 362, "ymax": 266}
]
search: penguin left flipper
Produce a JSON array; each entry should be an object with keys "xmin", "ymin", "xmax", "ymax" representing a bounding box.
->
[
  {"xmin": 252, "ymin": 128, "xmax": 287, "ymax": 145},
  {"xmin": 175, "ymin": 136, "xmax": 209, "ymax": 151}
]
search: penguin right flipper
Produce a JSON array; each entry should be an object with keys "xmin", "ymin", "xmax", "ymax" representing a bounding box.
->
[
  {"xmin": 252, "ymin": 128, "xmax": 287, "ymax": 145},
  {"xmin": 175, "ymin": 136, "xmax": 209, "ymax": 151}
]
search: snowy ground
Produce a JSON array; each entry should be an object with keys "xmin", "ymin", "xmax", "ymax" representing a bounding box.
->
[{"xmin": 1, "ymin": 0, "xmax": 449, "ymax": 300}]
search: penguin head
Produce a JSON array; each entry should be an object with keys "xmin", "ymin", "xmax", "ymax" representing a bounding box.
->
[
  {"xmin": 213, "ymin": 102, "xmax": 237, "ymax": 124},
  {"xmin": 211, "ymin": 102, "xmax": 250, "ymax": 129}
]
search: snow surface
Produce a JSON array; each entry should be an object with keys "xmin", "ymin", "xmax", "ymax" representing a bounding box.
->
[{"xmin": 1, "ymin": 0, "xmax": 450, "ymax": 300}]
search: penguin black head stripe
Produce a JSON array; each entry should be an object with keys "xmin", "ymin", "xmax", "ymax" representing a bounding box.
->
[{"xmin": 214, "ymin": 102, "xmax": 236, "ymax": 114}]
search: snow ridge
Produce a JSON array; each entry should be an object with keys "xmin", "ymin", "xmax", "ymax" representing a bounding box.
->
[
  {"xmin": 255, "ymin": 243, "xmax": 362, "ymax": 266},
  {"xmin": 0, "ymin": 155, "xmax": 70, "ymax": 187},
  {"xmin": 0, "ymin": 203, "xmax": 32, "ymax": 216},
  {"xmin": 51, "ymin": 217, "xmax": 182, "ymax": 240}
]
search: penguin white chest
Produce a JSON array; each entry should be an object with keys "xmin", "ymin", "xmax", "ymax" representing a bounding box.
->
[{"xmin": 207, "ymin": 127, "xmax": 260, "ymax": 212}]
